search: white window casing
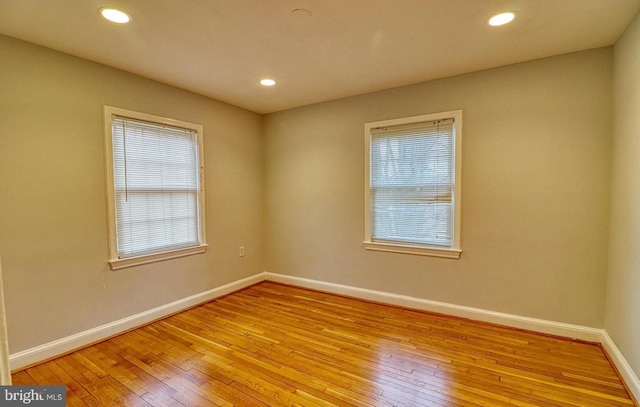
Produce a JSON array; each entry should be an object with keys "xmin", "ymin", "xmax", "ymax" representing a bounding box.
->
[
  {"xmin": 364, "ymin": 110, "xmax": 462, "ymax": 259},
  {"xmin": 104, "ymin": 106, "xmax": 207, "ymax": 270}
]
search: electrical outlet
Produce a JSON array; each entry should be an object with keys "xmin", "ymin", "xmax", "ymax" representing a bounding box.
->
[{"xmin": 239, "ymin": 246, "xmax": 245, "ymax": 257}]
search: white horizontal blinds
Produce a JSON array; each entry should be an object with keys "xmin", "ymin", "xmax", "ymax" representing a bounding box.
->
[
  {"xmin": 111, "ymin": 116, "xmax": 201, "ymax": 258},
  {"xmin": 370, "ymin": 118, "xmax": 455, "ymax": 247}
]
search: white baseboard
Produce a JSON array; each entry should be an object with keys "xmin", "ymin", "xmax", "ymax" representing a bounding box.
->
[
  {"xmin": 601, "ymin": 331, "xmax": 640, "ymax": 403},
  {"xmin": 9, "ymin": 272, "xmax": 266, "ymax": 371},
  {"xmin": 264, "ymin": 272, "xmax": 603, "ymax": 342}
]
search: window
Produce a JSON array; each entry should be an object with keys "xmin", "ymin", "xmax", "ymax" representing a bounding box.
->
[
  {"xmin": 364, "ymin": 111, "xmax": 462, "ymax": 258},
  {"xmin": 104, "ymin": 106, "xmax": 207, "ymax": 270}
]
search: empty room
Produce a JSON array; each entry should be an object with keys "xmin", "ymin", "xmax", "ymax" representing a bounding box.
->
[{"xmin": 1, "ymin": 0, "xmax": 640, "ymax": 405}]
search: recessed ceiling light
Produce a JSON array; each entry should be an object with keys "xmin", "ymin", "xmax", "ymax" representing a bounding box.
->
[
  {"xmin": 260, "ymin": 79, "xmax": 276, "ymax": 87},
  {"xmin": 100, "ymin": 8, "xmax": 131, "ymax": 24},
  {"xmin": 488, "ymin": 11, "xmax": 516, "ymax": 27}
]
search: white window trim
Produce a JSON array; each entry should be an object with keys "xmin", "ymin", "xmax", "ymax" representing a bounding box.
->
[
  {"xmin": 103, "ymin": 106, "xmax": 207, "ymax": 270},
  {"xmin": 363, "ymin": 110, "xmax": 462, "ymax": 259}
]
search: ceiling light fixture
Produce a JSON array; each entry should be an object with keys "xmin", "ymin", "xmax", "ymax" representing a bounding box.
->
[
  {"xmin": 100, "ymin": 8, "xmax": 131, "ymax": 24},
  {"xmin": 488, "ymin": 11, "xmax": 516, "ymax": 27},
  {"xmin": 260, "ymin": 79, "xmax": 276, "ymax": 87}
]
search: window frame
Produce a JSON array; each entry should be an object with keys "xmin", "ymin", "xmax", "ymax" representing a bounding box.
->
[
  {"xmin": 363, "ymin": 110, "xmax": 462, "ymax": 259},
  {"xmin": 103, "ymin": 106, "xmax": 207, "ymax": 270}
]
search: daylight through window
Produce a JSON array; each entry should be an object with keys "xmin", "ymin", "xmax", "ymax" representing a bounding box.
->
[
  {"xmin": 104, "ymin": 107, "xmax": 207, "ymax": 269},
  {"xmin": 364, "ymin": 111, "xmax": 462, "ymax": 258}
]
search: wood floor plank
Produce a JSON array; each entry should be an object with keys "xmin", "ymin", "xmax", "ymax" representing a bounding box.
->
[{"xmin": 11, "ymin": 282, "xmax": 637, "ymax": 406}]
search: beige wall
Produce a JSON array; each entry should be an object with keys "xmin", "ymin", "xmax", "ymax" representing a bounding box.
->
[
  {"xmin": 264, "ymin": 48, "xmax": 613, "ymax": 328},
  {"xmin": 607, "ymin": 12, "xmax": 640, "ymax": 375},
  {"xmin": 0, "ymin": 35, "xmax": 264, "ymax": 353},
  {"xmin": 0, "ymin": 31, "xmax": 623, "ymax": 361}
]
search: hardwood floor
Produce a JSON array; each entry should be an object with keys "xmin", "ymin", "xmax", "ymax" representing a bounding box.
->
[{"xmin": 12, "ymin": 282, "xmax": 636, "ymax": 406}]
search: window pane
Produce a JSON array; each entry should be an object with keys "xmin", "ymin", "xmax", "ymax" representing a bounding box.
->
[
  {"xmin": 115, "ymin": 190, "xmax": 199, "ymax": 258},
  {"xmin": 111, "ymin": 115, "xmax": 202, "ymax": 259},
  {"xmin": 370, "ymin": 119, "xmax": 455, "ymax": 247}
]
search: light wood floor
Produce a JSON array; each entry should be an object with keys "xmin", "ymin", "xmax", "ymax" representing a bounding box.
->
[{"xmin": 12, "ymin": 282, "xmax": 636, "ymax": 406}]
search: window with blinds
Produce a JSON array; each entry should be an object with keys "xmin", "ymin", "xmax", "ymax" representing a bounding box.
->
[
  {"xmin": 364, "ymin": 111, "xmax": 462, "ymax": 258},
  {"xmin": 104, "ymin": 107, "xmax": 207, "ymax": 269}
]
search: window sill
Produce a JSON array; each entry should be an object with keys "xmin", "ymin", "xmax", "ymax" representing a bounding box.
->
[
  {"xmin": 363, "ymin": 241, "xmax": 461, "ymax": 259},
  {"xmin": 109, "ymin": 244, "xmax": 208, "ymax": 270}
]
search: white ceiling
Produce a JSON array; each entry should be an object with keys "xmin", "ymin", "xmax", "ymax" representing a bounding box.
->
[{"xmin": 1, "ymin": 0, "xmax": 639, "ymax": 114}]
